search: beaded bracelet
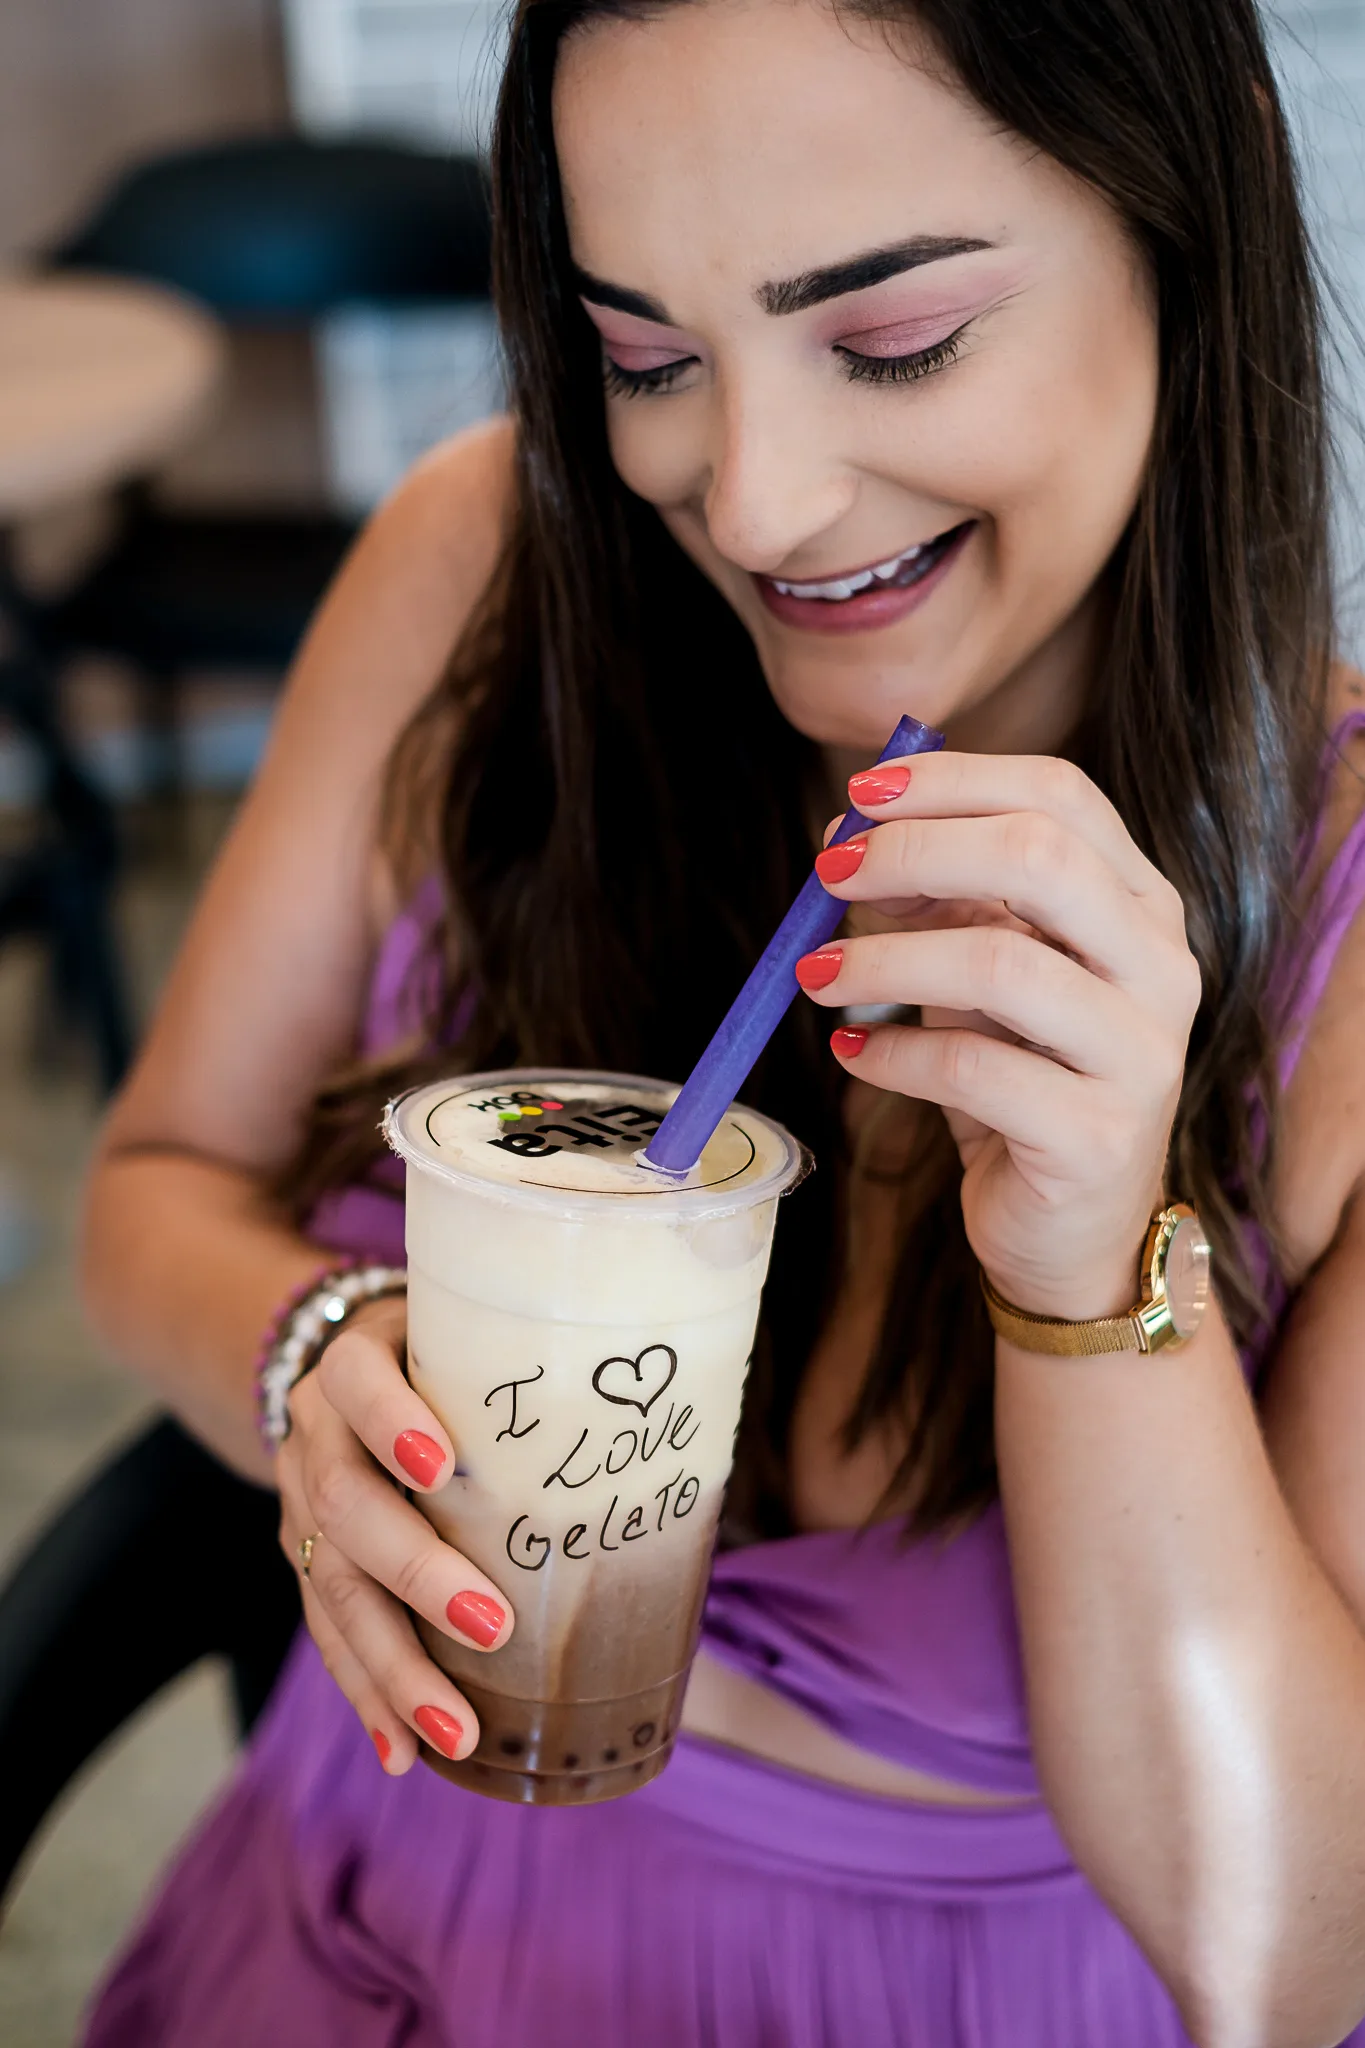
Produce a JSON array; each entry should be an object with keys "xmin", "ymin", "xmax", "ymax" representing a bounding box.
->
[{"xmin": 256, "ymin": 1260, "xmax": 407, "ymax": 1451}]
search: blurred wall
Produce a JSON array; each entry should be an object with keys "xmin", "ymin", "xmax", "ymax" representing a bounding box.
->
[
  {"xmin": 0, "ymin": 0, "xmax": 325, "ymax": 516},
  {"xmin": 0, "ymin": 0, "xmax": 288, "ymax": 263}
]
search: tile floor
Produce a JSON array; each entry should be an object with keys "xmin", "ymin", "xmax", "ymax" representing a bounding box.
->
[{"xmin": 0, "ymin": 799, "xmax": 242, "ymax": 2048}]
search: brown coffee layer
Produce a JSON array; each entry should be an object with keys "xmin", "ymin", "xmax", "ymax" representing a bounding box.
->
[{"xmin": 419, "ymin": 1671, "xmax": 686, "ymax": 1806}]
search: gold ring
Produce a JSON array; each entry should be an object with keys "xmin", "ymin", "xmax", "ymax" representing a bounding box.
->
[{"xmin": 297, "ymin": 1533, "xmax": 320, "ymax": 1581}]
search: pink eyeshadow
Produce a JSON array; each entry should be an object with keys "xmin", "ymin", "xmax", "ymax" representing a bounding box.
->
[{"xmin": 833, "ymin": 313, "xmax": 966, "ymax": 358}]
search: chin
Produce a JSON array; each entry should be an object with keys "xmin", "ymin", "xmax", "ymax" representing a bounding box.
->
[{"xmin": 757, "ymin": 653, "xmax": 952, "ymax": 753}]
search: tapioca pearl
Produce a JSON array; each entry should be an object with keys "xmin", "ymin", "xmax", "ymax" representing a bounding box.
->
[
  {"xmin": 632, "ymin": 1721, "xmax": 656, "ymax": 1748},
  {"xmin": 499, "ymin": 1736, "xmax": 525, "ymax": 1757},
  {"xmin": 602, "ymin": 1746, "xmax": 620, "ymax": 1763}
]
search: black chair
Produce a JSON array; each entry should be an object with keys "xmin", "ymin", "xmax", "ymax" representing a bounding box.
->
[
  {"xmin": 0, "ymin": 546, "xmax": 131, "ymax": 1091},
  {"xmin": 0, "ymin": 1415, "xmax": 301, "ymax": 1906},
  {"xmin": 38, "ymin": 134, "xmax": 494, "ymax": 756}
]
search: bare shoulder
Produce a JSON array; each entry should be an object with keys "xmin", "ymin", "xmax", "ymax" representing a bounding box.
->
[
  {"xmin": 373, "ymin": 411, "xmax": 517, "ymax": 591},
  {"xmin": 1274, "ymin": 661, "xmax": 1365, "ymax": 1279},
  {"xmin": 277, "ymin": 412, "xmax": 516, "ymax": 745}
]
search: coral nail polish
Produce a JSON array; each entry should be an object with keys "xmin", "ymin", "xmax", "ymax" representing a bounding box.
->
[
  {"xmin": 794, "ymin": 947, "xmax": 843, "ymax": 992},
  {"xmin": 371, "ymin": 1727, "xmax": 392, "ymax": 1767},
  {"xmin": 414, "ymin": 1704, "xmax": 464, "ymax": 1759},
  {"xmin": 394, "ymin": 1430, "xmax": 446, "ymax": 1486},
  {"xmin": 848, "ymin": 764, "xmax": 911, "ymax": 806},
  {"xmin": 446, "ymin": 1589, "xmax": 507, "ymax": 1647},
  {"xmin": 814, "ymin": 839, "xmax": 867, "ymax": 886},
  {"xmin": 831, "ymin": 1026, "xmax": 869, "ymax": 1059}
]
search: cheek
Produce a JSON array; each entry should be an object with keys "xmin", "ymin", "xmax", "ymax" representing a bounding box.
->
[
  {"xmin": 605, "ymin": 401, "xmax": 707, "ymax": 510},
  {"xmin": 1004, "ymin": 305, "xmax": 1157, "ymax": 580},
  {"xmin": 921, "ymin": 287, "xmax": 1157, "ymax": 584}
]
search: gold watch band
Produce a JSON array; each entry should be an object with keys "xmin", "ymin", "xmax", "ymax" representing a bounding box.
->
[{"xmin": 979, "ymin": 1271, "xmax": 1149, "ymax": 1356}]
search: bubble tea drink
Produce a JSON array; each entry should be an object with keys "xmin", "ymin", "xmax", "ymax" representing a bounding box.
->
[{"xmin": 384, "ymin": 1070, "xmax": 807, "ymax": 1806}]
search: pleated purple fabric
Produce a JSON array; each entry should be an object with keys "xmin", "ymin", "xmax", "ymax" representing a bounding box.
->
[
  {"xmin": 82, "ymin": 713, "xmax": 1365, "ymax": 2046},
  {"xmin": 86, "ymin": 1628, "xmax": 1194, "ymax": 2048}
]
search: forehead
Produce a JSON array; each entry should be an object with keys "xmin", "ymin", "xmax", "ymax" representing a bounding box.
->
[{"xmin": 553, "ymin": 0, "xmax": 1032, "ymax": 299}]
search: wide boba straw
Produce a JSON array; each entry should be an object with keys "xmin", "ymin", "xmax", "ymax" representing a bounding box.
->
[{"xmin": 643, "ymin": 713, "xmax": 944, "ymax": 1174}]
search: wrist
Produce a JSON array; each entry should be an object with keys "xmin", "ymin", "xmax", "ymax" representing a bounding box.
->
[
  {"xmin": 983, "ymin": 1204, "xmax": 1212, "ymax": 1359},
  {"xmin": 255, "ymin": 1260, "xmax": 407, "ymax": 1451},
  {"xmin": 332, "ymin": 1292, "xmax": 408, "ymax": 1344},
  {"xmin": 981, "ymin": 1261, "xmax": 1140, "ymax": 1326}
]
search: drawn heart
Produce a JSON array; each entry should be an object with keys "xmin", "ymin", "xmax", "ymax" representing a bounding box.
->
[{"xmin": 592, "ymin": 1344, "xmax": 677, "ymax": 1417}]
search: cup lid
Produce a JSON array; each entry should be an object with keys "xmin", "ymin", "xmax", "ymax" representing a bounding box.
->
[{"xmin": 384, "ymin": 1069, "xmax": 809, "ymax": 1217}]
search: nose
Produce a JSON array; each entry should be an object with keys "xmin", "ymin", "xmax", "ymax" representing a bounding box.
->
[{"xmin": 701, "ymin": 372, "xmax": 857, "ymax": 575}]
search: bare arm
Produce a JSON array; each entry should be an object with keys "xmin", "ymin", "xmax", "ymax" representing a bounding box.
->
[
  {"xmin": 806, "ymin": 740, "xmax": 1365, "ymax": 2048},
  {"xmin": 996, "ymin": 1262, "xmax": 1365, "ymax": 2048},
  {"xmin": 996, "ymin": 798, "xmax": 1365, "ymax": 2048},
  {"xmin": 81, "ymin": 417, "xmax": 515, "ymax": 1483}
]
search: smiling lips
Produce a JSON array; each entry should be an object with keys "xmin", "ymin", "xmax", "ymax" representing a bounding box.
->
[{"xmin": 755, "ymin": 519, "xmax": 973, "ymax": 632}]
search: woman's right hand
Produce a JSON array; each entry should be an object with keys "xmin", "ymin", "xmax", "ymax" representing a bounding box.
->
[{"xmin": 275, "ymin": 1295, "xmax": 515, "ymax": 1774}]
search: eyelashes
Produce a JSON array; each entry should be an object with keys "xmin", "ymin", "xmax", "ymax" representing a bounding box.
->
[
  {"xmin": 600, "ymin": 323, "xmax": 969, "ymax": 399},
  {"xmin": 602, "ymin": 354, "xmax": 696, "ymax": 398},
  {"xmin": 835, "ymin": 324, "xmax": 968, "ymax": 386}
]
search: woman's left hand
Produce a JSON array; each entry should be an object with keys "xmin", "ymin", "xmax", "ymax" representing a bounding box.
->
[{"xmin": 799, "ymin": 751, "xmax": 1202, "ymax": 1321}]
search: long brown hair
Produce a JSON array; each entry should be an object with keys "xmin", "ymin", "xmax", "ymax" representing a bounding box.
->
[{"xmin": 279, "ymin": 0, "xmax": 1332, "ymax": 1538}]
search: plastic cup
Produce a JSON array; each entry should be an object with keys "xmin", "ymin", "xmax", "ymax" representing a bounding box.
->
[{"xmin": 383, "ymin": 1068, "xmax": 807, "ymax": 1805}]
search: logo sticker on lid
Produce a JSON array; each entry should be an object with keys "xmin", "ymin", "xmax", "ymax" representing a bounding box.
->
[{"xmin": 465, "ymin": 1092, "xmax": 662, "ymax": 1161}]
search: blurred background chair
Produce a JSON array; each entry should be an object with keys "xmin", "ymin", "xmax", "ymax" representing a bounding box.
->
[
  {"xmin": 0, "ymin": 271, "xmax": 224, "ymax": 1088},
  {"xmin": 0, "ymin": 1415, "xmax": 301, "ymax": 1908},
  {"xmin": 35, "ymin": 135, "xmax": 492, "ymax": 812}
]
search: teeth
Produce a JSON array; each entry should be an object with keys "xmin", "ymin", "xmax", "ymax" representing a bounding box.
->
[
  {"xmin": 772, "ymin": 541, "xmax": 927, "ymax": 602},
  {"xmin": 872, "ymin": 546, "xmax": 922, "ymax": 580}
]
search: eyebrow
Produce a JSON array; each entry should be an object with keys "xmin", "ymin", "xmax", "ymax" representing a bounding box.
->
[
  {"xmin": 758, "ymin": 235, "xmax": 994, "ymax": 315},
  {"xmin": 574, "ymin": 235, "xmax": 994, "ymax": 327}
]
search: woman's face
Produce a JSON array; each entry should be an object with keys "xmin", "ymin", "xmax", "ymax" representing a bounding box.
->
[{"xmin": 554, "ymin": 0, "xmax": 1159, "ymax": 754}]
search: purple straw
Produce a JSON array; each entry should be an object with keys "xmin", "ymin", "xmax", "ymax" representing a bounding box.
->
[{"xmin": 643, "ymin": 713, "xmax": 945, "ymax": 1174}]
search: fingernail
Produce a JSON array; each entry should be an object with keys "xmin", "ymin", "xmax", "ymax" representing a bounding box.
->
[
  {"xmin": 794, "ymin": 946, "xmax": 843, "ymax": 992},
  {"xmin": 831, "ymin": 1026, "xmax": 869, "ymax": 1059},
  {"xmin": 848, "ymin": 764, "xmax": 910, "ymax": 806},
  {"xmin": 814, "ymin": 838, "xmax": 867, "ymax": 886},
  {"xmin": 446, "ymin": 1589, "xmax": 506, "ymax": 1648},
  {"xmin": 394, "ymin": 1430, "xmax": 446, "ymax": 1486},
  {"xmin": 414, "ymin": 1704, "xmax": 464, "ymax": 1759},
  {"xmin": 371, "ymin": 1727, "xmax": 392, "ymax": 1767}
]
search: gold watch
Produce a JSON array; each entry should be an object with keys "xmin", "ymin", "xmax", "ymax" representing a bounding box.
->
[{"xmin": 981, "ymin": 1204, "xmax": 1212, "ymax": 1357}]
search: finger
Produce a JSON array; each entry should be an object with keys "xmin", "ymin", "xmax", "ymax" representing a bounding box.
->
[
  {"xmin": 798, "ymin": 927, "xmax": 1165, "ymax": 1083},
  {"xmin": 297, "ymin": 1383, "xmax": 514, "ymax": 1652},
  {"xmin": 301, "ymin": 1531, "xmax": 480, "ymax": 1764},
  {"xmin": 817, "ymin": 812, "xmax": 1191, "ymax": 1005},
  {"xmin": 277, "ymin": 1483, "xmax": 422, "ymax": 1775},
  {"xmin": 846, "ymin": 750, "xmax": 1171, "ymax": 906},
  {"xmin": 315, "ymin": 1320, "xmax": 456, "ymax": 1495},
  {"xmin": 830, "ymin": 1017, "xmax": 1119, "ymax": 1167},
  {"xmin": 299, "ymin": 1576, "xmax": 422, "ymax": 1776}
]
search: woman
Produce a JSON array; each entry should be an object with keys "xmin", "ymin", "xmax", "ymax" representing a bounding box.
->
[{"xmin": 80, "ymin": 0, "xmax": 1365, "ymax": 2040}]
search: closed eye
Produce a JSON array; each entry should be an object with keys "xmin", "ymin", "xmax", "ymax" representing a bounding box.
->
[
  {"xmin": 597, "ymin": 319, "xmax": 971, "ymax": 398},
  {"xmin": 834, "ymin": 321, "xmax": 970, "ymax": 387},
  {"xmin": 601, "ymin": 349, "xmax": 698, "ymax": 398}
]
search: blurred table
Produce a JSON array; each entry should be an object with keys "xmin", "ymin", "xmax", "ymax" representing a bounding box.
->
[
  {"xmin": 0, "ymin": 272, "xmax": 222, "ymax": 522},
  {"xmin": 0, "ymin": 273, "xmax": 224, "ymax": 1089}
]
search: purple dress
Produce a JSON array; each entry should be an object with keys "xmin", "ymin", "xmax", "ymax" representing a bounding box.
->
[{"xmin": 83, "ymin": 715, "xmax": 1365, "ymax": 2047}]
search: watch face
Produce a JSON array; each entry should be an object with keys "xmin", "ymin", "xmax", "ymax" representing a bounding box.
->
[{"xmin": 1164, "ymin": 1212, "xmax": 1212, "ymax": 1340}]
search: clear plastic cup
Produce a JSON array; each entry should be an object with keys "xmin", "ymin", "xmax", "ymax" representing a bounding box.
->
[{"xmin": 383, "ymin": 1069, "xmax": 807, "ymax": 1805}]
